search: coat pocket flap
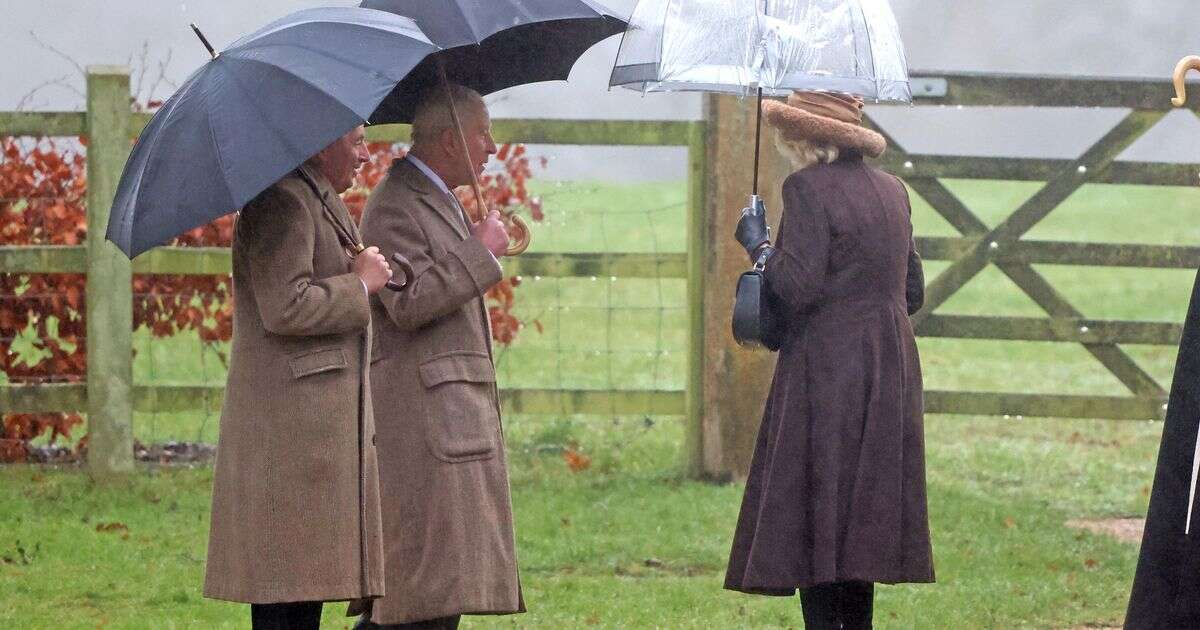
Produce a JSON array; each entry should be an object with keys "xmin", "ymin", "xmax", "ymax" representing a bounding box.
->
[
  {"xmin": 418, "ymin": 351, "xmax": 495, "ymax": 388},
  {"xmin": 288, "ymin": 347, "xmax": 348, "ymax": 379}
]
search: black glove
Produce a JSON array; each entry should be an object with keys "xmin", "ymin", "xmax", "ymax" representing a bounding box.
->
[{"xmin": 734, "ymin": 199, "xmax": 770, "ymax": 262}]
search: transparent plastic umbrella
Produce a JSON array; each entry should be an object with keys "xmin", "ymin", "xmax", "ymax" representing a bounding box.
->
[{"xmin": 610, "ymin": 0, "xmax": 910, "ymax": 199}]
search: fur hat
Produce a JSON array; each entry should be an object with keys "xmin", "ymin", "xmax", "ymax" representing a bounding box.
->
[{"xmin": 762, "ymin": 91, "xmax": 886, "ymax": 158}]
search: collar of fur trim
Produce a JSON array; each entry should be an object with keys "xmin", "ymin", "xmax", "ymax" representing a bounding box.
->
[{"xmin": 762, "ymin": 98, "xmax": 886, "ymax": 158}]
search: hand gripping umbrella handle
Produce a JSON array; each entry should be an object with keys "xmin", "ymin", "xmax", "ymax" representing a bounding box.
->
[
  {"xmin": 295, "ymin": 168, "xmax": 411, "ymax": 292},
  {"xmin": 1172, "ymin": 56, "xmax": 1200, "ymax": 107},
  {"xmin": 348, "ymin": 244, "xmax": 407, "ymax": 292}
]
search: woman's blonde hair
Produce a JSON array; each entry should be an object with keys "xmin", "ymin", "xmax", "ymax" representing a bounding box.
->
[{"xmin": 773, "ymin": 133, "xmax": 839, "ymax": 171}]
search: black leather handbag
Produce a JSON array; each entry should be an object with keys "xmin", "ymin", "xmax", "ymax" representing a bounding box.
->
[{"xmin": 732, "ymin": 247, "xmax": 784, "ymax": 351}]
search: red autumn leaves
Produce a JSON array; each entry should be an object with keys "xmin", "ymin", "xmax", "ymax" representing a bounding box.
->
[{"xmin": 1, "ymin": 136, "xmax": 544, "ymax": 461}]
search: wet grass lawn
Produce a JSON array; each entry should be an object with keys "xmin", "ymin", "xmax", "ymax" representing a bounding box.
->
[
  {"xmin": 5, "ymin": 177, "xmax": 1198, "ymax": 627},
  {"xmin": 0, "ymin": 414, "xmax": 1158, "ymax": 628}
]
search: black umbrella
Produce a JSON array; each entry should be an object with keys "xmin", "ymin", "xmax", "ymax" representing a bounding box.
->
[
  {"xmin": 361, "ymin": 0, "xmax": 627, "ymax": 254},
  {"xmin": 363, "ymin": 0, "xmax": 625, "ymax": 123}
]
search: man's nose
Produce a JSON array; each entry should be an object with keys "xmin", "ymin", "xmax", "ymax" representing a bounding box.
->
[
  {"xmin": 485, "ymin": 134, "xmax": 498, "ymax": 155},
  {"xmin": 356, "ymin": 147, "xmax": 370, "ymax": 163}
]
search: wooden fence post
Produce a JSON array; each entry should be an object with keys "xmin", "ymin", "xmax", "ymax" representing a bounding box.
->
[
  {"xmin": 693, "ymin": 94, "xmax": 791, "ymax": 481},
  {"xmin": 684, "ymin": 117, "xmax": 709, "ymax": 478},
  {"xmin": 85, "ymin": 66, "xmax": 134, "ymax": 479}
]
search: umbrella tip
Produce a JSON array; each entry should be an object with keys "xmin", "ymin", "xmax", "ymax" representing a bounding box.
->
[{"xmin": 189, "ymin": 23, "xmax": 218, "ymax": 59}]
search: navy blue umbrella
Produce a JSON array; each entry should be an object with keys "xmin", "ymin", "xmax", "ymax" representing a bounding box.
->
[
  {"xmin": 106, "ymin": 7, "xmax": 437, "ymax": 258},
  {"xmin": 359, "ymin": 0, "xmax": 626, "ymax": 255},
  {"xmin": 361, "ymin": 0, "xmax": 627, "ymax": 124}
]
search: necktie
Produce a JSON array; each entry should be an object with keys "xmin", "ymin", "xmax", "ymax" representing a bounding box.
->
[{"xmin": 447, "ymin": 190, "xmax": 472, "ymax": 231}]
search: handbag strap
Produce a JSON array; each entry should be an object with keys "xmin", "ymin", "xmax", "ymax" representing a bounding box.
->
[{"xmin": 753, "ymin": 245, "xmax": 775, "ymax": 272}]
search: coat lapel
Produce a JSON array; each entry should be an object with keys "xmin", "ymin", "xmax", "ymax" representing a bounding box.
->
[
  {"xmin": 395, "ymin": 159, "xmax": 469, "ymax": 241},
  {"xmin": 298, "ymin": 165, "xmax": 364, "ymax": 247}
]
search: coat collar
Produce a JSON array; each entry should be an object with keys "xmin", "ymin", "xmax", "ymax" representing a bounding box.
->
[
  {"xmin": 393, "ymin": 158, "xmax": 468, "ymax": 240},
  {"xmin": 295, "ymin": 164, "xmax": 362, "ymax": 245},
  {"xmin": 296, "ymin": 164, "xmax": 338, "ymax": 201}
]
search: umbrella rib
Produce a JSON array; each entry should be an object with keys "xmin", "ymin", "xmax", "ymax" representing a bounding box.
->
[
  {"xmin": 858, "ymin": 2, "xmax": 877, "ymax": 89},
  {"xmin": 653, "ymin": 0, "xmax": 670, "ymax": 88},
  {"xmin": 202, "ymin": 107, "xmax": 235, "ymax": 209},
  {"xmin": 443, "ymin": 1, "xmax": 482, "ymax": 44},
  {"xmin": 229, "ymin": 41, "xmax": 418, "ymax": 83}
]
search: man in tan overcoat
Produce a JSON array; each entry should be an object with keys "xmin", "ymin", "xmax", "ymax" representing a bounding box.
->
[
  {"xmin": 204, "ymin": 125, "xmax": 394, "ymax": 629},
  {"xmin": 356, "ymin": 85, "xmax": 521, "ymax": 629}
]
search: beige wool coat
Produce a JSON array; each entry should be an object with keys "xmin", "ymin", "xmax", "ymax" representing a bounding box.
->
[
  {"xmin": 359, "ymin": 158, "xmax": 523, "ymax": 624},
  {"xmin": 204, "ymin": 167, "xmax": 385, "ymax": 606}
]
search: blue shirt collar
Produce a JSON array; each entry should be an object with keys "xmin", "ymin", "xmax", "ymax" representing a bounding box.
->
[{"xmin": 405, "ymin": 154, "xmax": 451, "ymax": 197}]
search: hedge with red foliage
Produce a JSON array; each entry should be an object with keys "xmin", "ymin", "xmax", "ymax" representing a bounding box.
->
[{"xmin": 1, "ymin": 135, "xmax": 543, "ymax": 461}]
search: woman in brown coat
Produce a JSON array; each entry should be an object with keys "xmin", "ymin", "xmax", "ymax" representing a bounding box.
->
[{"xmin": 724, "ymin": 92, "xmax": 934, "ymax": 629}]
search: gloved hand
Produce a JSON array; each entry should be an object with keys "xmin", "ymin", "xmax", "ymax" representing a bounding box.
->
[{"xmin": 734, "ymin": 199, "xmax": 770, "ymax": 262}]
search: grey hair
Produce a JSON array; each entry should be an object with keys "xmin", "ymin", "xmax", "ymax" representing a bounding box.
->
[
  {"xmin": 410, "ymin": 84, "xmax": 486, "ymax": 148},
  {"xmin": 773, "ymin": 134, "xmax": 839, "ymax": 171}
]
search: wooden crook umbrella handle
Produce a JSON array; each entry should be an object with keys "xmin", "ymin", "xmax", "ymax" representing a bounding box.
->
[
  {"xmin": 438, "ymin": 63, "xmax": 531, "ymax": 256},
  {"xmin": 1172, "ymin": 56, "xmax": 1200, "ymax": 107}
]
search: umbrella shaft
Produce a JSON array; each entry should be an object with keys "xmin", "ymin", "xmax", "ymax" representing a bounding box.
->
[
  {"xmin": 438, "ymin": 61, "xmax": 487, "ymax": 225},
  {"xmin": 752, "ymin": 87, "xmax": 763, "ymax": 197}
]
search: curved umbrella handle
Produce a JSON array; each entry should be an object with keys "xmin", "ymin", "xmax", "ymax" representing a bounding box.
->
[
  {"xmin": 505, "ymin": 214, "xmax": 531, "ymax": 256},
  {"xmin": 387, "ymin": 252, "xmax": 416, "ymax": 291},
  {"xmin": 1172, "ymin": 56, "xmax": 1200, "ymax": 107}
]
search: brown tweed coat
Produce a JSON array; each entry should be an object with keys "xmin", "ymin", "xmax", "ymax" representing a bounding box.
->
[
  {"xmin": 358, "ymin": 158, "xmax": 523, "ymax": 624},
  {"xmin": 725, "ymin": 154, "xmax": 934, "ymax": 595},
  {"xmin": 204, "ymin": 167, "xmax": 385, "ymax": 605}
]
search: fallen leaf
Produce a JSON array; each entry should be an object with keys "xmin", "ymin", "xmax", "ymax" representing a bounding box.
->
[
  {"xmin": 563, "ymin": 447, "xmax": 592, "ymax": 473},
  {"xmin": 95, "ymin": 522, "xmax": 129, "ymax": 534}
]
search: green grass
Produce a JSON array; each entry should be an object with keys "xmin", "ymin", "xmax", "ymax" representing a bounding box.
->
[
  {"xmin": 0, "ymin": 414, "xmax": 1159, "ymax": 628},
  {"xmin": 7, "ymin": 177, "xmax": 1200, "ymax": 626}
]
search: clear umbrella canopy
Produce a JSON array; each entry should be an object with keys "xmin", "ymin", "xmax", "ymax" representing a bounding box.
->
[{"xmin": 609, "ymin": 0, "xmax": 910, "ymax": 102}]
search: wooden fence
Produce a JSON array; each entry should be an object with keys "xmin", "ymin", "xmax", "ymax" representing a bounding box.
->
[
  {"xmin": 873, "ymin": 72, "xmax": 1199, "ymax": 422},
  {"xmin": 2, "ymin": 67, "xmax": 1199, "ymax": 479},
  {"xmin": 0, "ymin": 66, "xmax": 706, "ymax": 479}
]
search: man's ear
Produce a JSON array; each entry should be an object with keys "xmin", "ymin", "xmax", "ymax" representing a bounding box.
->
[{"xmin": 439, "ymin": 127, "xmax": 457, "ymax": 157}]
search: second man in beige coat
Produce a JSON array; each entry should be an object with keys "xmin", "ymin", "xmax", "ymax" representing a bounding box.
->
[{"xmin": 356, "ymin": 85, "xmax": 522, "ymax": 629}]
